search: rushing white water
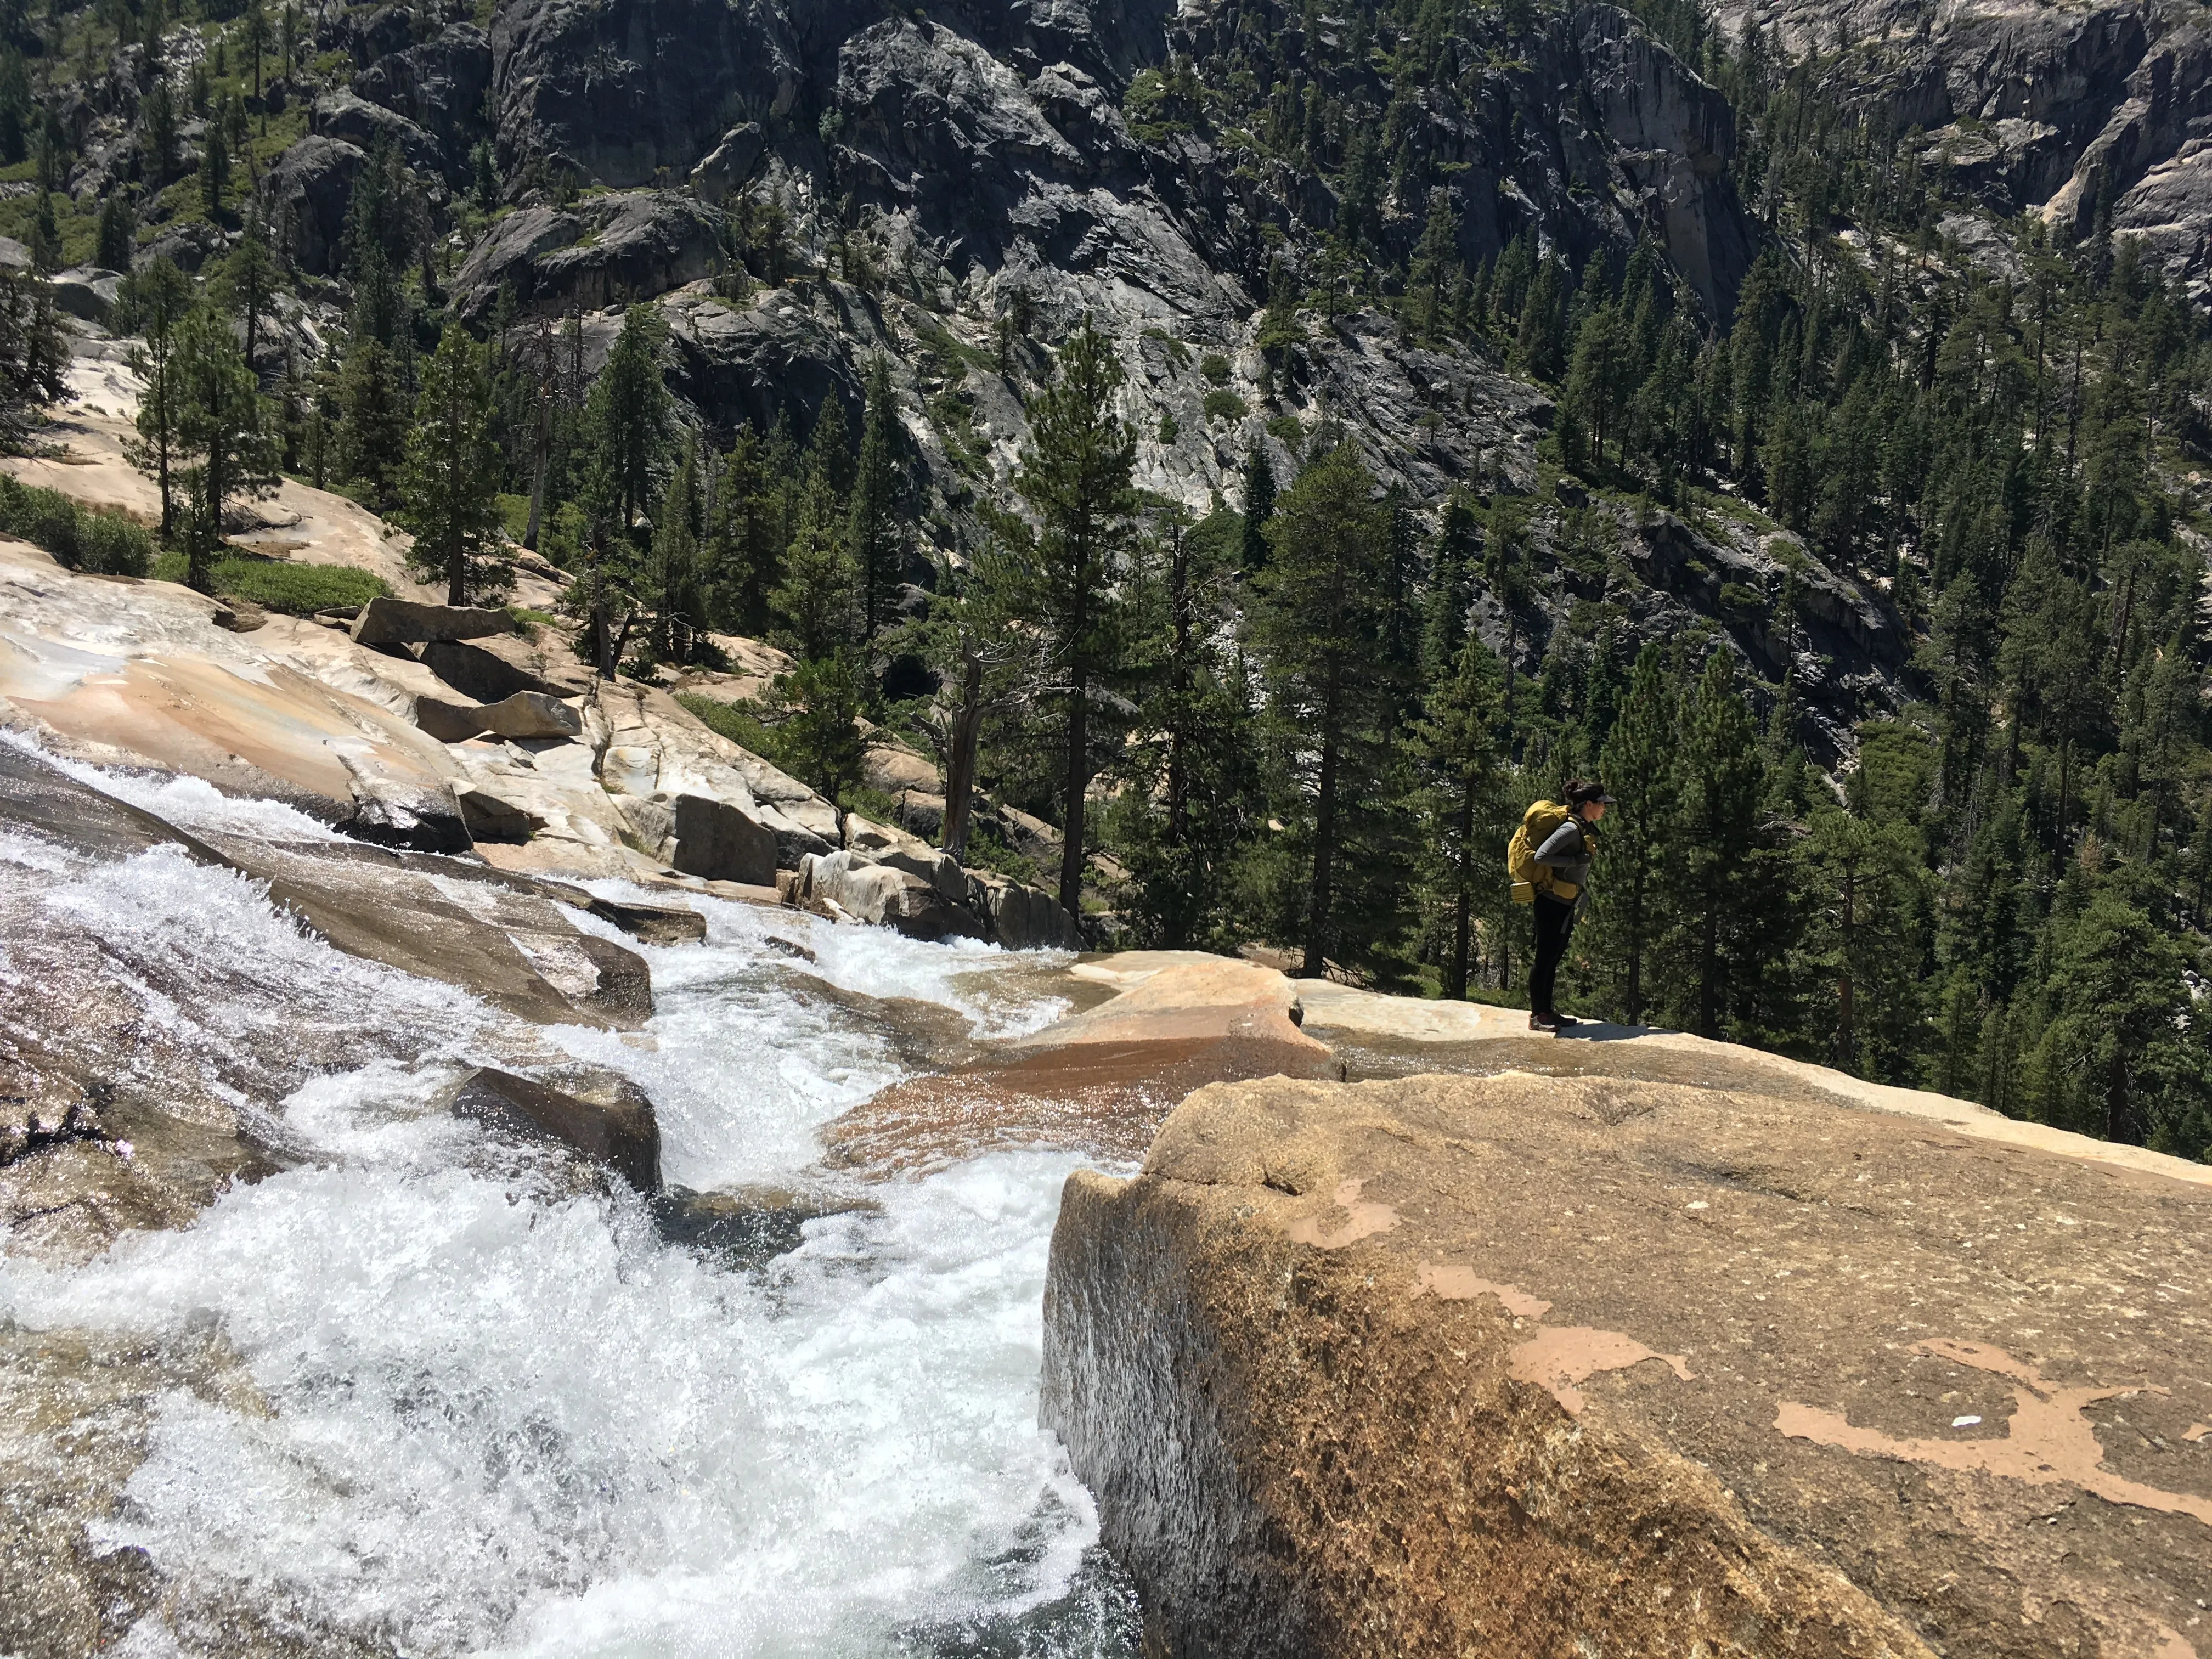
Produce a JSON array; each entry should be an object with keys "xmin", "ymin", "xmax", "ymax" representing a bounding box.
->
[{"xmin": 1, "ymin": 795, "xmax": 1138, "ymax": 1655}]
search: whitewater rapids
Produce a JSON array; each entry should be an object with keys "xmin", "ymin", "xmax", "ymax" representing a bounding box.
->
[{"xmin": 0, "ymin": 756, "xmax": 1139, "ymax": 1657}]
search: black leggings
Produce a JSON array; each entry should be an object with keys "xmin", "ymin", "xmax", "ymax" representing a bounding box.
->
[{"xmin": 1530, "ymin": 894, "xmax": 1576, "ymax": 1015}]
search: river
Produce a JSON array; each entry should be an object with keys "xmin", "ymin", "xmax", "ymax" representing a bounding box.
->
[{"xmin": 0, "ymin": 751, "xmax": 1141, "ymax": 1657}]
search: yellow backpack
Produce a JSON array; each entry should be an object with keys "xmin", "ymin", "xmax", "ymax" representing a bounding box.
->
[{"xmin": 1506, "ymin": 800, "xmax": 1572, "ymax": 904}]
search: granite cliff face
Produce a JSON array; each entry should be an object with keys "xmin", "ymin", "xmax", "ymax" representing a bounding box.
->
[
  {"xmin": 1720, "ymin": 0, "xmax": 2212, "ymax": 295},
  {"xmin": 110, "ymin": 0, "xmax": 2204, "ymax": 747},
  {"xmin": 382, "ymin": 0, "xmax": 1889, "ymax": 736}
]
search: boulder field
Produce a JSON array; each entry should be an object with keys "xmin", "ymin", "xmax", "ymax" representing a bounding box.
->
[
  {"xmin": 1042, "ymin": 1024, "xmax": 2212, "ymax": 1659},
  {"xmin": 0, "ymin": 538, "xmax": 1075, "ymax": 948}
]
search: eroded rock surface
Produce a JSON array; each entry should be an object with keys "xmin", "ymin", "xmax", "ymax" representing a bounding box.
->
[
  {"xmin": 828, "ymin": 956, "xmax": 1339, "ymax": 1170},
  {"xmin": 1043, "ymin": 1069, "xmax": 2211, "ymax": 1658}
]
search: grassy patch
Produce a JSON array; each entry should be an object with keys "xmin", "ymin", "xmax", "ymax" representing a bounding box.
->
[
  {"xmin": 679, "ymin": 691, "xmax": 785, "ymax": 763},
  {"xmin": 496, "ymin": 493, "xmax": 533, "ymax": 543},
  {"xmin": 0, "ymin": 475, "xmax": 153, "ymax": 575},
  {"xmin": 150, "ymin": 552, "xmax": 391, "ymax": 613}
]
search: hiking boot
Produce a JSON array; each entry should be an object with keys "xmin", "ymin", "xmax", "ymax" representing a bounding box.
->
[
  {"xmin": 1528, "ymin": 1011, "xmax": 1559, "ymax": 1032},
  {"xmin": 1551, "ymin": 1011, "xmax": 1581, "ymax": 1028}
]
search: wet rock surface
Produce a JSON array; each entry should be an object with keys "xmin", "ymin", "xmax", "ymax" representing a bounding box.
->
[
  {"xmin": 448, "ymin": 1065, "xmax": 662, "ymax": 1192},
  {"xmin": 1043, "ymin": 1069, "xmax": 2212, "ymax": 1659},
  {"xmin": 827, "ymin": 957, "xmax": 1340, "ymax": 1171}
]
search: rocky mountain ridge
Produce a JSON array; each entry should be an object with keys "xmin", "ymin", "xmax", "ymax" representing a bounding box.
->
[{"xmin": 16, "ymin": 0, "xmax": 2212, "ymax": 775}]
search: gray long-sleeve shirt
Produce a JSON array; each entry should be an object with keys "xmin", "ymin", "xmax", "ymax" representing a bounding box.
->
[{"xmin": 1533, "ymin": 816, "xmax": 1591, "ymax": 893}]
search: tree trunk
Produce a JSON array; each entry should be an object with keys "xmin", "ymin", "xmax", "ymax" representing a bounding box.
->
[
  {"xmin": 1447, "ymin": 771, "xmax": 1473, "ymax": 1001},
  {"xmin": 1836, "ymin": 865, "xmax": 1857, "ymax": 1072},
  {"xmin": 1624, "ymin": 874, "xmax": 1644, "ymax": 1027},
  {"xmin": 523, "ymin": 361, "xmax": 550, "ymax": 551},
  {"xmin": 1300, "ymin": 661, "xmax": 1344, "ymax": 979},
  {"xmin": 1165, "ymin": 525, "xmax": 1190, "ymax": 848},
  {"xmin": 1058, "ymin": 655, "xmax": 1090, "ymax": 918},
  {"xmin": 1698, "ymin": 903, "xmax": 1720, "ymax": 1040},
  {"xmin": 942, "ymin": 651, "xmax": 983, "ymax": 863}
]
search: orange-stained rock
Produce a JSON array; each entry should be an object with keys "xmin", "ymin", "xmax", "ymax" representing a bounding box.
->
[
  {"xmin": 825, "ymin": 957, "xmax": 1340, "ymax": 1171},
  {"xmin": 1043, "ymin": 1071, "xmax": 2212, "ymax": 1659}
]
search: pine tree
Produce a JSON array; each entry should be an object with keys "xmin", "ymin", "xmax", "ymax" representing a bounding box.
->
[
  {"xmin": 95, "ymin": 193, "xmax": 134, "ymax": 273},
  {"xmin": 1511, "ymin": 257, "xmax": 1567, "ymax": 381},
  {"xmin": 585, "ymin": 304, "xmax": 672, "ymax": 531},
  {"xmin": 1594, "ymin": 644, "xmax": 1680, "ymax": 1025},
  {"xmin": 198, "ymin": 118, "xmax": 229, "ymax": 217},
  {"xmin": 1249, "ymin": 441, "xmax": 1403, "ymax": 975},
  {"xmin": 1406, "ymin": 188, "xmax": 1459, "ymax": 341},
  {"xmin": 1009, "ymin": 316, "xmax": 1138, "ymax": 916},
  {"xmin": 1115, "ymin": 505, "xmax": 1259, "ymax": 946},
  {"xmin": 123, "ymin": 258, "xmax": 194, "ymax": 537},
  {"xmin": 770, "ymin": 503, "xmax": 859, "ymax": 662},
  {"xmin": 1415, "ymin": 629, "xmax": 1504, "ymax": 999},
  {"xmin": 647, "ymin": 441, "xmax": 703, "ymax": 662},
  {"xmin": 1238, "ymin": 435, "xmax": 1274, "ymax": 571},
  {"xmin": 845, "ymin": 354, "xmax": 900, "ymax": 648},
  {"xmin": 168, "ymin": 306, "xmax": 278, "ymax": 592},
  {"xmin": 1672, "ymin": 650, "xmax": 1765, "ymax": 1038},
  {"xmin": 337, "ymin": 338, "xmax": 408, "ymax": 507},
  {"xmin": 219, "ymin": 207, "xmax": 279, "ymax": 371},
  {"xmin": 397, "ymin": 324, "xmax": 506, "ymax": 607}
]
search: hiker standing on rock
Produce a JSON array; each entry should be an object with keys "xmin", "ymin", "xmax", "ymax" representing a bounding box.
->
[{"xmin": 1508, "ymin": 780, "xmax": 1613, "ymax": 1032}]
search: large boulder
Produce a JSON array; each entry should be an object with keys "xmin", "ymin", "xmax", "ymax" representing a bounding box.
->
[
  {"xmin": 478, "ymin": 690, "xmax": 583, "ymax": 739},
  {"xmin": 641, "ymin": 792, "xmax": 777, "ymax": 886},
  {"xmin": 262, "ymin": 135, "xmax": 369, "ymax": 276},
  {"xmin": 798, "ymin": 848, "xmax": 981, "ymax": 941},
  {"xmin": 975, "ymin": 871, "xmax": 1084, "ymax": 951},
  {"xmin": 1043, "ymin": 1068, "xmax": 2212, "ymax": 1659},
  {"xmin": 44, "ymin": 267, "xmax": 121, "ymax": 325},
  {"xmin": 311, "ymin": 91, "xmax": 444, "ymax": 173},
  {"xmin": 421, "ymin": 634, "xmax": 593, "ymax": 701},
  {"xmin": 351, "ymin": 596, "xmax": 515, "ymax": 646},
  {"xmin": 589, "ymin": 679, "xmax": 839, "ymax": 865},
  {"xmin": 451, "ymin": 190, "xmax": 725, "ymax": 321},
  {"xmin": 449, "ymin": 1065, "xmax": 661, "ymax": 1190}
]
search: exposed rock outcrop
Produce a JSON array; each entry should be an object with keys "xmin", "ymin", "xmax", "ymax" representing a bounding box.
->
[
  {"xmin": 451, "ymin": 190, "xmax": 727, "ymax": 320},
  {"xmin": 796, "ymin": 847, "xmax": 984, "ymax": 941},
  {"xmin": 1043, "ymin": 1065, "xmax": 2212, "ymax": 1658},
  {"xmin": 262, "ymin": 134, "xmax": 369, "ymax": 276},
  {"xmin": 351, "ymin": 596, "xmax": 516, "ymax": 647},
  {"xmin": 828, "ymin": 955, "xmax": 1340, "ymax": 1170}
]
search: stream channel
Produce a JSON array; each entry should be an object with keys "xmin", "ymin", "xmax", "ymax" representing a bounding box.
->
[{"xmin": 1, "ymin": 752, "xmax": 1142, "ymax": 1657}]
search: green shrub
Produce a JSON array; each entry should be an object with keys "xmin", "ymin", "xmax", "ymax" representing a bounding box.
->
[
  {"xmin": 210, "ymin": 560, "xmax": 392, "ymax": 616},
  {"xmin": 495, "ymin": 493, "xmax": 533, "ymax": 543},
  {"xmin": 679, "ymin": 692, "xmax": 785, "ymax": 763},
  {"xmin": 149, "ymin": 552, "xmax": 392, "ymax": 614},
  {"xmin": 0, "ymin": 473, "xmax": 153, "ymax": 577},
  {"xmin": 1200, "ymin": 352, "xmax": 1232, "ymax": 385},
  {"xmin": 1719, "ymin": 582, "xmax": 1767, "ymax": 615},
  {"xmin": 1203, "ymin": 388, "xmax": 1249, "ymax": 424}
]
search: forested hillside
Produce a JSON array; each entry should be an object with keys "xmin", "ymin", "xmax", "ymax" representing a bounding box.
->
[{"xmin": 1, "ymin": 0, "xmax": 2209, "ymax": 1160}]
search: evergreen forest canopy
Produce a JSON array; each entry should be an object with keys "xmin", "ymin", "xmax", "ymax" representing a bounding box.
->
[{"xmin": 0, "ymin": 0, "xmax": 2208, "ymax": 1163}]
